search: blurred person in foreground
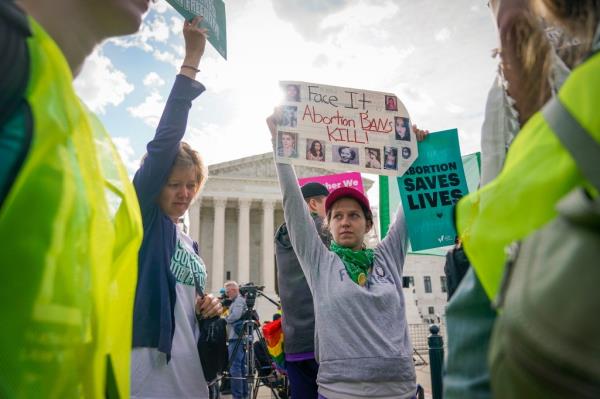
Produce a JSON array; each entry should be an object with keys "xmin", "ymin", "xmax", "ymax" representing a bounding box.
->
[
  {"xmin": 0, "ymin": 0, "xmax": 150, "ymax": 397},
  {"xmin": 452, "ymin": 0, "xmax": 600, "ymax": 398}
]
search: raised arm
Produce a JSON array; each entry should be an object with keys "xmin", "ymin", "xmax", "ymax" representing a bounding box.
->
[
  {"xmin": 133, "ymin": 17, "xmax": 207, "ymax": 211},
  {"xmin": 377, "ymin": 125, "xmax": 429, "ymax": 274},
  {"xmin": 377, "ymin": 204, "xmax": 409, "ymax": 274},
  {"xmin": 267, "ymin": 112, "xmax": 332, "ymax": 284}
]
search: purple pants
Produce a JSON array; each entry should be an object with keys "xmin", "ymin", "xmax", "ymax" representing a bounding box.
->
[{"xmin": 286, "ymin": 358, "xmax": 319, "ymax": 399}]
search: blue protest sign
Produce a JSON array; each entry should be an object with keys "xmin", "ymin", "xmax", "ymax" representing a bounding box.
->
[
  {"xmin": 397, "ymin": 129, "xmax": 468, "ymax": 250},
  {"xmin": 166, "ymin": 0, "xmax": 227, "ymax": 59}
]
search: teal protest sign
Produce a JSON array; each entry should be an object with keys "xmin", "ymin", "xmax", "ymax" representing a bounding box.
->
[
  {"xmin": 166, "ymin": 0, "xmax": 227, "ymax": 59},
  {"xmin": 397, "ymin": 129, "xmax": 469, "ymax": 251}
]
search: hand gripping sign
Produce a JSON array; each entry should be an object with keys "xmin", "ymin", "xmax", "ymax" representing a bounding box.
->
[
  {"xmin": 166, "ymin": 0, "xmax": 227, "ymax": 59},
  {"xmin": 276, "ymin": 81, "xmax": 417, "ymax": 176}
]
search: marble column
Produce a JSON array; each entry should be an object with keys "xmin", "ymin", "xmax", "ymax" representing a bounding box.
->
[
  {"xmin": 187, "ymin": 199, "xmax": 201, "ymax": 242},
  {"xmin": 261, "ymin": 199, "xmax": 275, "ymax": 293},
  {"xmin": 211, "ymin": 197, "xmax": 227, "ymax": 293},
  {"xmin": 237, "ymin": 198, "xmax": 251, "ymax": 284}
]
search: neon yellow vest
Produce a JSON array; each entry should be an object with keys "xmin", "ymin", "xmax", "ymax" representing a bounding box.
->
[
  {"xmin": 0, "ymin": 19, "xmax": 142, "ymax": 398},
  {"xmin": 456, "ymin": 52, "xmax": 600, "ymax": 301}
]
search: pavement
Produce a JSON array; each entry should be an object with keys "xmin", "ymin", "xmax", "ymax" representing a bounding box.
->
[{"xmin": 219, "ymin": 356, "xmax": 435, "ymax": 399}]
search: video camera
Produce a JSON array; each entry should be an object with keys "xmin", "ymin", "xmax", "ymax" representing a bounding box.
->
[
  {"xmin": 218, "ymin": 288, "xmax": 233, "ymax": 308},
  {"xmin": 239, "ymin": 282, "xmax": 265, "ymax": 309}
]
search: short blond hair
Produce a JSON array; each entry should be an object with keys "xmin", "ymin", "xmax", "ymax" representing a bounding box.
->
[
  {"xmin": 142, "ymin": 141, "xmax": 208, "ymax": 200},
  {"xmin": 173, "ymin": 142, "xmax": 208, "ymax": 198}
]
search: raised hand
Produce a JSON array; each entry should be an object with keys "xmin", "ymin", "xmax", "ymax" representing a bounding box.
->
[
  {"xmin": 412, "ymin": 124, "xmax": 430, "ymax": 142},
  {"xmin": 180, "ymin": 16, "xmax": 208, "ymax": 78}
]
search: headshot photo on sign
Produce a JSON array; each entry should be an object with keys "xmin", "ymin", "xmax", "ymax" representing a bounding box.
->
[
  {"xmin": 280, "ymin": 105, "xmax": 298, "ymax": 127},
  {"xmin": 383, "ymin": 146, "xmax": 398, "ymax": 170},
  {"xmin": 395, "ymin": 117, "xmax": 411, "ymax": 141},
  {"xmin": 278, "ymin": 131, "xmax": 298, "ymax": 158},
  {"xmin": 306, "ymin": 139, "xmax": 325, "ymax": 162},
  {"xmin": 385, "ymin": 95, "xmax": 398, "ymax": 111},
  {"xmin": 401, "ymin": 146, "xmax": 412, "ymax": 160},
  {"xmin": 365, "ymin": 147, "xmax": 382, "ymax": 169},
  {"xmin": 285, "ymin": 84, "xmax": 300, "ymax": 102},
  {"xmin": 333, "ymin": 145, "xmax": 359, "ymax": 165}
]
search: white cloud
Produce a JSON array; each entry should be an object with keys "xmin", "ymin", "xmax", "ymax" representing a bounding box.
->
[
  {"xmin": 435, "ymin": 27, "xmax": 452, "ymax": 42},
  {"xmin": 74, "ymin": 50, "xmax": 134, "ymax": 114},
  {"xmin": 111, "ymin": 136, "xmax": 141, "ymax": 175},
  {"xmin": 446, "ymin": 103, "xmax": 465, "ymax": 114},
  {"xmin": 110, "ymin": 14, "xmax": 170, "ymax": 53},
  {"xmin": 153, "ymin": 49, "xmax": 180, "ymax": 69},
  {"xmin": 143, "ymin": 72, "xmax": 166, "ymax": 87},
  {"xmin": 170, "ymin": 16, "xmax": 182, "ymax": 34},
  {"xmin": 320, "ymin": 1, "xmax": 398, "ymax": 30},
  {"xmin": 127, "ymin": 91, "xmax": 164, "ymax": 127},
  {"xmin": 153, "ymin": 0, "xmax": 169, "ymax": 14}
]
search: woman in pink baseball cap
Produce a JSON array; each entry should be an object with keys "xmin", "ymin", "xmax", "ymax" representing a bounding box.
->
[{"xmin": 267, "ymin": 109, "xmax": 428, "ymax": 399}]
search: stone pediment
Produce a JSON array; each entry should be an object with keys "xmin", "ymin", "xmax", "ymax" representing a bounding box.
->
[{"xmin": 209, "ymin": 153, "xmax": 348, "ymax": 179}]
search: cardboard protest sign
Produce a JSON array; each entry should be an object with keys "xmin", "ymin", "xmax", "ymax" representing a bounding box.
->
[
  {"xmin": 397, "ymin": 129, "xmax": 469, "ymax": 251},
  {"xmin": 298, "ymin": 172, "xmax": 365, "ymax": 194},
  {"xmin": 166, "ymin": 0, "xmax": 227, "ymax": 59},
  {"xmin": 276, "ymin": 81, "xmax": 417, "ymax": 176}
]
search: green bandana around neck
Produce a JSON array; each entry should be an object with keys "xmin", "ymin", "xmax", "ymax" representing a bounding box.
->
[{"xmin": 330, "ymin": 241, "xmax": 374, "ymax": 286}]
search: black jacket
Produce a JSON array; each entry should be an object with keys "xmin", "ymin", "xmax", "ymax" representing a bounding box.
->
[{"xmin": 274, "ymin": 213, "xmax": 330, "ymax": 355}]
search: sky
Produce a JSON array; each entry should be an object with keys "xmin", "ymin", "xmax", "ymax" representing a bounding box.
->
[{"xmin": 74, "ymin": 0, "xmax": 499, "ymax": 187}]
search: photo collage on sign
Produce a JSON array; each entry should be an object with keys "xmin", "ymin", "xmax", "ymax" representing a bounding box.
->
[{"xmin": 277, "ymin": 82, "xmax": 415, "ymax": 175}]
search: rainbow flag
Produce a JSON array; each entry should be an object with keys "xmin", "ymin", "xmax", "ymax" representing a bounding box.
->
[{"xmin": 262, "ymin": 319, "xmax": 285, "ymax": 371}]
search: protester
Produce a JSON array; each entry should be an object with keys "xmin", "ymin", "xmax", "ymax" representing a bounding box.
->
[
  {"xmin": 224, "ymin": 281, "xmax": 249, "ymax": 399},
  {"xmin": 0, "ymin": 1, "xmax": 147, "ymax": 396},
  {"xmin": 446, "ymin": 0, "xmax": 597, "ymax": 398},
  {"xmin": 457, "ymin": 0, "xmax": 600, "ymax": 397},
  {"xmin": 268, "ymin": 109, "xmax": 428, "ymax": 399},
  {"xmin": 130, "ymin": 17, "xmax": 222, "ymax": 399},
  {"xmin": 275, "ymin": 182, "xmax": 331, "ymax": 398}
]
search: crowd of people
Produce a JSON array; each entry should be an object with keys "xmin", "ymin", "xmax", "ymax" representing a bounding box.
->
[{"xmin": 0, "ymin": 0, "xmax": 598, "ymax": 398}]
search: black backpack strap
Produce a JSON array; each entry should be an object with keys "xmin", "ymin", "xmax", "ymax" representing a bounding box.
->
[
  {"xmin": 541, "ymin": 94, "xmax": 600, "ymax": 192},
  {"xmin": 0, "ymin": 1, "xmax": 31, "ymax": 128}
]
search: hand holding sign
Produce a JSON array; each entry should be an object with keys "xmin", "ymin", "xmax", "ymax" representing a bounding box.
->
[
  {"xmin": 179, "ymin": 16, "xmax": 207, "ymax": 78},
  {"xmin": 183, "ymin": 16, "xmax": 207, "ymax": 61},
  {"xmin": 166, "ymin": 0, "xmax": 227, "ymax": 59}
]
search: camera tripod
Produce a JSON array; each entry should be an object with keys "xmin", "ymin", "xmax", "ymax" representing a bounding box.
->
[{"xmin": 215, "ymin": 287, "xmax": 288, "ymax": 399}]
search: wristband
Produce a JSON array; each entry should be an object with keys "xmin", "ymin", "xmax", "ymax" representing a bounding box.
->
[{"xmin": 181, "ymin": 64, "xmax": 200, "ymax": 72}]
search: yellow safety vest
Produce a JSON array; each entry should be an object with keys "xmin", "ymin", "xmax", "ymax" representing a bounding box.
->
[
  {"xmin": 0, "ymin": 18, "xmax": 142, "ymax": 398},
  {"xmin": 456, "ymin": 51, "xmax": 600, "ymax": 301}
]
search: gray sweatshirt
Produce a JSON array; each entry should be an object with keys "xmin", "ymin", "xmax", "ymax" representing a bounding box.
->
[{"xmin": 276, "ymin": 162, "xmax": 416, "ymax": 398}]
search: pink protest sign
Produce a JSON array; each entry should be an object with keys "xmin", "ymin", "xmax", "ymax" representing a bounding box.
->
[{"xmin": 298, "ymin": 172, "xmax": 364, "ymax": 194}]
